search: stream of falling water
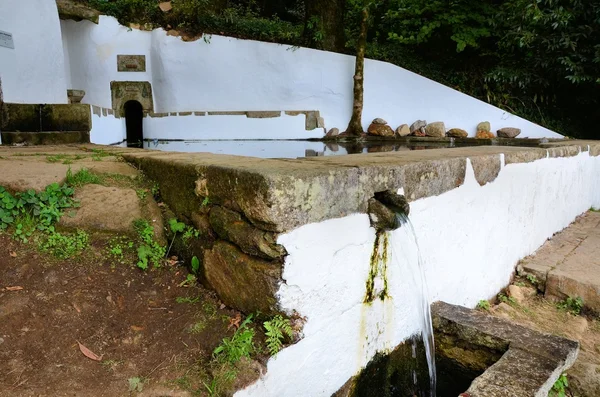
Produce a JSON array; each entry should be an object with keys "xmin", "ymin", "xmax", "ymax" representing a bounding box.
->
[{"xmin": 392, "ymin": 213, "xmax": 437, "ymax": 396}]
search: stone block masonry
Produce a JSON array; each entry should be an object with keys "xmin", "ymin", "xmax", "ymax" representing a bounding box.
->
[
  {"xmin": 122, "ymin": 141, "xmax": 600, "ymax": 396},
  {"xmin": 0, "ymin": 103, "xmax": 91, "ymax": 144}
]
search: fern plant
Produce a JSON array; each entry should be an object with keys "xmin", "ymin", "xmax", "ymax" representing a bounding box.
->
[{"xmin": 263, "ymin": 315, "xmax": 293, "ymax": 356}]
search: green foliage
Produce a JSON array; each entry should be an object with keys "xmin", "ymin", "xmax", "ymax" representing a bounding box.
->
[
  {"xmin": 213, "ymin": 314, "xmax": 255, "ymax": 364},
  {"xmin": 0, "ymin": 184, "xmax": 76, "ymax": 231},
  {"xmin": 40, "ymin": 230, "xmax": 89, "ymax": 259},
  {"xmin": 551, "ymin": 372, "xmax": 569, "ymax": 397},
  {"xmin": 498, "ymin": 293, "xmax": 517, "ymax": 305},
  {"xmin": 476, "ymin": 300, "xmax": 490, "ymax": 311},
  {"xmin": 385, "ymin": 0, "xmax": 492, "ymax": 52},
  {"xmin": 66, "ymin": 167, "xmax": 102, "ymax": 187},
  {"xmin": 169, "ymin": 218, "xmax": 186, "ymax": 234},
  {"xmin": 557, "ymin": 296, "xmax": 584, "ymax": 315},
  {"xmin": 182, "ymin": 226, "xmax": 200, "ymax": 242},
  {"xmin": 527, "ymin": 274, "xmax": 539, "ymax": 285},
  {"xmin": 107, "ymin": 236, "xmax": 134, "ymax": 264},
  {"xmin": 263, "ymin": 315, "xmax": 293, "ymax": 356},
  {"xmin": 191, "ymin": 256, "xmax": 200, "ymax": 274},
  {"xmin": 176, "ymin": 295, "xmax": 201, "ymax": 304},
  {"xmin": 136, "ymin": 189, "xmax": 148, "ymax": 200},
  {"xmin": 133, "ymin": 219, "xmax": 166, "ymax": 270},
  {"xmin": 128, "ymin": 376, "xmax": 145, "ymax": 392}
]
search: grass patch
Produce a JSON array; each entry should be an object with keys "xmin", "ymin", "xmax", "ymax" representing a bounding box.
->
[{"xmin": 66, "ymin": 168, "xmax": 102, "ymax": 187}]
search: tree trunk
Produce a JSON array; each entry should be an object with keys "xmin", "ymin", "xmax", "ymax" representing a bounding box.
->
[
  {"xmin": 345, "ymin": 6, "xmax": 368, "ymax": 137},
  {"xmin": 304, "ymin": 0, "xmax": 346, "ymax": 52}
]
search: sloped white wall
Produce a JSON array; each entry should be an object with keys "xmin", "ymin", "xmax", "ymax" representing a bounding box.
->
[
  {"xmin": 61, "ymin": 16, "xmax": 562, "ymax": 140},
  {"xmin": 0, "ymin": 0, "xmax": 68, "ymax": 104},
  {"xmin": 237, "ymin": 148, "xmax": 600, "ymax": 396}
]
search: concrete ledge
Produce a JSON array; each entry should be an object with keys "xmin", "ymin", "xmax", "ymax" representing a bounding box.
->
[
  {"xmin": 433, "ymin": 302, "xmax": 579, "ymax": 396},
  {"xmin": 122, "ymin": 142, "xmax": 599, "ymax": 233}
]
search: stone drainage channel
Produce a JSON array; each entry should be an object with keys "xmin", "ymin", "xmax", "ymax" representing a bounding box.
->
[{"xmin": 121, "ymin": 142, "xmax": 593, "ymax": 396}]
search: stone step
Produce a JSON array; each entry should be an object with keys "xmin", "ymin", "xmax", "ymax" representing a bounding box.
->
[{"xmin": 518, "ymin": 211, "xmax": 600, "ymax": 313}]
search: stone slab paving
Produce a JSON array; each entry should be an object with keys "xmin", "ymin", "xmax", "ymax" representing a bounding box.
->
[{"xmin": 519, "ymin": 211, "xmax": 600, "ymax": 312}]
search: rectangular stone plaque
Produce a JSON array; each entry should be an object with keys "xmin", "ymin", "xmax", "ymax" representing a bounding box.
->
[
  {"xmin": 117, "ymin": 55, "xmax": 146, "ymax": 72},
  {"xmin": 0, "ymin": 30, "xmax": 14, "ymax": 49}
]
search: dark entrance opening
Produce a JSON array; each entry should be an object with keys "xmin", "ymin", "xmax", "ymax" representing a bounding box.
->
[{"xmin": 124, "ymin": 100, "xmax": 144, "ymax": 148}]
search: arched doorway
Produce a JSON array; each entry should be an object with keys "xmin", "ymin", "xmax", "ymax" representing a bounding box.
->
[{"xmin": 124, "ymin": 100, "xmax": 143, "ymax": 148}]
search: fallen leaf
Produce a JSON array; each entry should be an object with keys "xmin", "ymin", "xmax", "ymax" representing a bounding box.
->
[
  {"xmin": 131, "ymin": 325, "xmax": 144, "ymax": 332},
  {"xmin": 116, "ymin": 295, "xmax": 125, "ymax": 310},
  {"xmin": 72, "ymin": 303, "xmax": 81, "ymax": 313},
  {"xmin": 9, "ymin": 251, "xmax": 17, "ymax": 258},
  {"xmin": 77, "ymin": 341, "xmax": 103, "ymax": 361},
  {"xmin": 5, "ymin": 286, "xmax": 23, "ymax": 291},
  {"xmin": 219, "ymin": 303, "xmax": 226, "ymax": 310},
  {"xmin": 228, "ymin": 313, "xmax": 241, "ymax": 330}
]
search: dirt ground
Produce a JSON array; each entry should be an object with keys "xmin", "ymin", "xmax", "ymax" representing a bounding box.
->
[
  {"xmin": 488, "ymin": 279, "xmax": 600, "ymax": 396},
  {"xmin": 0, "ymin": 145, "xmax": 265, "ymax": 397}
]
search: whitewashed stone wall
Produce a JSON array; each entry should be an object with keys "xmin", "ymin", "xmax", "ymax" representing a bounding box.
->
[{"xmin": 236, "ymin": 148, "xmax": 600, "ymax": 396}]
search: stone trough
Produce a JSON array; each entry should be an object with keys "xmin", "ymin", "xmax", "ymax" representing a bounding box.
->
[{"xmin": 121, "ymin": 140, "xmax": 600, "ymax": 396}]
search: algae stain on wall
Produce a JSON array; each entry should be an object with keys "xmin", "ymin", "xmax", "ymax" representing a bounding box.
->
[{"xmin": 357, "ymin": 231, "xmax": 396, "ymax": 372}]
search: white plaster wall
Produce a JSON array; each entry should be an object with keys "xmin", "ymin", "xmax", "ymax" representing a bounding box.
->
[
  {"xmin": 0, "ymin": 0, "xmax": 68, "ymax": 104},
  {"xmin": 236, "ymin": 149, "xmax": 600, "ymax": 396},
  {"xmin": 90, "ymin": 112, "xmax": 126, "ymax": 145},
  {"xmin": 60, "ymin": 17, "xmax": 153, "ymax": 108},
  {"xmin": 61, "ymin": 16, "xmax": 562, "ymax": 139}
]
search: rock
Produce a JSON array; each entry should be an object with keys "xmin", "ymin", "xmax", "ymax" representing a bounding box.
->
[
  {"xmin": 494, "ymin": 302, "xmax": 517, "ymax": 319},
  {"xmin": 477, "ymin": 121, "xmax": 491, "ymax": 132},
  {"xmin": 372, "ymin": 118, "xmax": 387, "ymax": 125},
  {"xmin": 208, "ymin": 206, "xmax": 287, "ymax": 260},
  {"xmin": 508, "ymin": 285, "xmax": 525, "ymax": 304},
  {"xmin": 326, "ymin": 128, "xmax": 340, "ymax": 137},
  {"xmin": 412, "ymin": 129, "xmax": 426, "ymax": 137},
  {"xmin": 410, "ymin": 120, "xmax": 427, "ymax": 134},
  {"xmin": 570, "ymin": 316, "xmax": 588, "ymax": 339},
  {"xmin": 497, "ymin": 127, "xmax": 521, "ymax": 138},
  {"xmin": 59, "ymin": 184, "xmax": 142, "ymax": 233},
  {"xmin": 56, "ymin": 0, "xmax": 100, "ymax": 24},
  {"xmin": 433, "ymin": 301, "xmax": 580, "ymax": 397},
  {"xmin": 395, "ymin": 124, "xmax": 410, "ymax": 137},
  {"xmin": 166, "ymin": 29, "xmax": 179, "ymax": 37},
  {"xmin": 425, "ymin": 122, "xmax": 446, "ymax": 138},
  {"xmin": 203, "ymin": 241, "xmax": 282, "ymax": 315},
  {"xmin": 476, "ymin": 130, "xmax": 495, "ymax": 139},
  {"xmin": 367, "ymin": 123, "xmax": 395, "ymax": 137},
  {"xmin": 447, "ymin": 128, "xmax": 468, "ymax": 138}
]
